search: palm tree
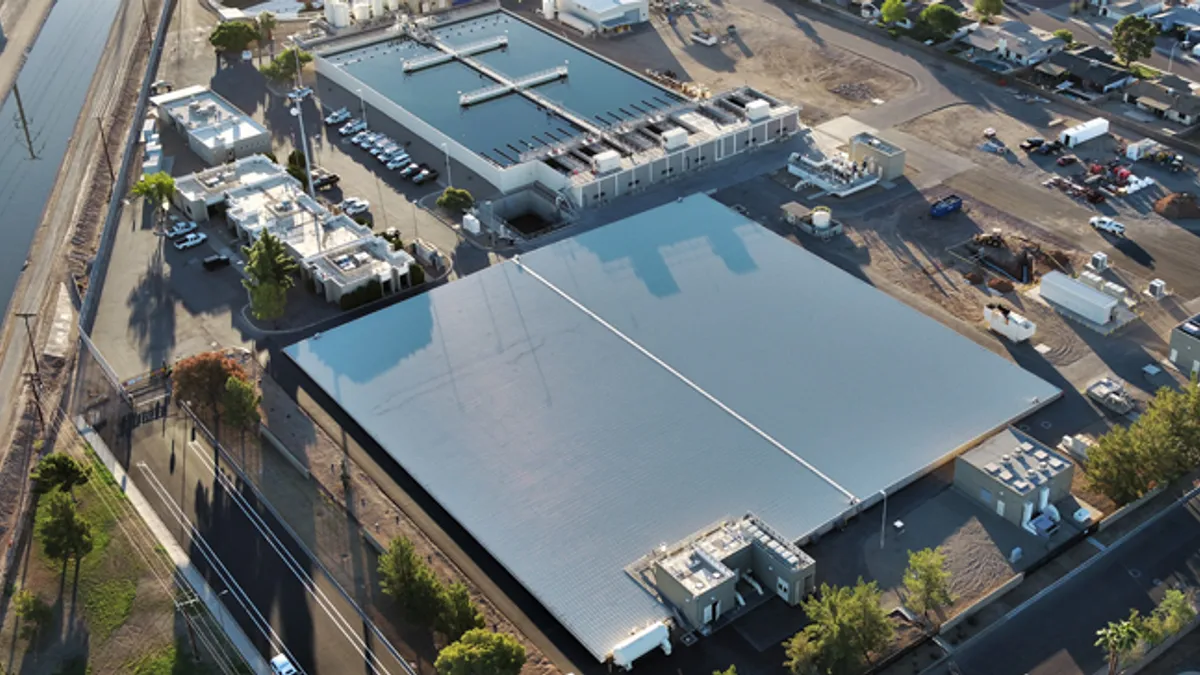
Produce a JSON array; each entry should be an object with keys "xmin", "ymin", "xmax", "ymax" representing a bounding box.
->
[
  {"xmin": 242, "ymin": 231, "xmax": 300, "ymax": 321},
  {"xmin": 131, "ymin": 171, "xmax": 175, "ymax": 228},
  {"xmin": 1095, "ymin": 617, "xmax": 1141, "ymax": 675},
  {"xmin": 256, "ymin": 12, "xmax": 277, "ymax": 61}
]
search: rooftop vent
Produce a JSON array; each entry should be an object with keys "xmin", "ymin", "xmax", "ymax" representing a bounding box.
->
[{"xmin": 1001, "ymin": 454, "xmax": 1011, "ymax": 463}]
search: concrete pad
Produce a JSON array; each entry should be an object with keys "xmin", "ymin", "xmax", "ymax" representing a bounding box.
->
[
  {"xmin": 814, "ymin": 115, "xmax": 879, "ymax": 143},
  {"xmin": 875, "ymin": 127, "xmax": 977, "ymax": 190},
  {"xmin": 43, "ymin": 283, "xmax": 74, "ymax": 361}
]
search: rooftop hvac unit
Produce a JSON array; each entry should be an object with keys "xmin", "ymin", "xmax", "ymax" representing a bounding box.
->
[
  {"xmin": 745, "ymin": 99, "xmax": 770, "ymax": 122},
  {"xmin": 1148, "ymin": 279, "xmax": 1166, "ymax": 298},
  {"xmin": 1090, "ymin": 251, "xmax": 1109, "ymax": 272},
  {"xmin": 592, "ymin": 149, "xmax": 621, "ymax": 174},
  {"xmin": 661, "ymin": 127, "xmax": 688, "ymax": 151}
]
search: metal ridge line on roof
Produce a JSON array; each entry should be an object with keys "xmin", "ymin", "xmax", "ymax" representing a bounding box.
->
[{"xmin": 510, "ymin": 254, "xmax": 860, "ymax": 504}]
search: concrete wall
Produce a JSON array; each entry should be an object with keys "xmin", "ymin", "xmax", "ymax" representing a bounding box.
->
[{"xmin": 1169, "ymin": 329, "xmax": 1200, "ymax": 376}]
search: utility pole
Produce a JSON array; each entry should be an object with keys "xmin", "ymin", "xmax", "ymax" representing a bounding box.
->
[
  {"xmin": 12, "ymin": 84, "xmax": 36, "ymax": 160},
  {"xmin": 96, "ymin": 117, "xmax": 115, "ymax": 184},
  {"xmin": 25, "ymin": 373, "xmax": 46, "ymax": 431},
  {"xmin": 14, "ymin": 312, "xmax": 39, "ymax": 376}
]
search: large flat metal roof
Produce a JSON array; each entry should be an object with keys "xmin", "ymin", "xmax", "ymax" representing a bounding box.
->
[{"xmin": 284, "ymin": 195, "xmax": 1059, "ymax": 663}]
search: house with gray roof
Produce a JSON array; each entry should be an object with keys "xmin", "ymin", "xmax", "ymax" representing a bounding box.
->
[
  {"xmin": 1124, "ymin": 79, "xmax": 1200, "ymax": 124},
  {"xmin": 962, "ymin": 20, "xmax": 1066, "ymax": 65}
]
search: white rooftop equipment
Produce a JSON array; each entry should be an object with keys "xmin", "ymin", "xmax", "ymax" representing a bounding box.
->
[
  {"xmin": 1148, "ymin": 279, "xmax": 1166, "ymax": 298},
  {"xmin": 1039, "ymin": 271, "xmax": 1118, "ymax": 325},
  {"xmin": 610, "ymin": 622, "xmax": 671, "ymax": 671},
  {"xmin": 745, "ymin": 99, "xmax": 770, "ymax": 122},
  {"xmin": 462, "ymin": 213, "xmax": 482, "ymax": 235},
  {"xmin": 661, "ymin": 127, "xmax": 688, "ymax": 151},
  {"xmin": 1089, "ymin": 251, "xmax": 1109, "ymax": 272},
  {"xmin": 593, "ymin": 150, "xmax": 621, "ymax": 174}
]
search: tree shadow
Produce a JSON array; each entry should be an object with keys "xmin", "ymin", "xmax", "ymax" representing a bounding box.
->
[{"xmin": 124, "ymin": 240, "xmax": 177, "ymax": 377}]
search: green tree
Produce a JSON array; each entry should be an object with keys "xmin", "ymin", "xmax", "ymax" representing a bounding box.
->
[
  {"xmin": 131, "ymin": 172, "xmax": 175, "ymax": 227},
  {"xmin": 713, "ymin": 667, "xmax": 738, "ymax": 675},
  {"xmin": 260, "ymin": 47, "xmax": 313, "ymax": 84},
  {"xmin": 1141, "ymin": 589, "xmax": 1196, "ymax": 646},
  {"xmin": 881, "ymin": 0, "xmax": 907, "ymax": 24},
  {"xmin": 223, "ymin": 376, "xmax": 261, "ymax": 432},
  {"xmin": 788, "ymin": 579, "xmax": 894, "ymax": 674},
  {"xmin": 172, "ymin": 351, "xmax": 249, "ymax": 424},
  {"xmin": 256, "ymin": 11, "xmax": 277, "ymax": 60},
  {"xmin": 436, "ymin": 187, "xmax": 475, "ymax": 212},
  {"xmin": 13, "ymin": 588, "xmax": 52, "ymax": 640},
  {"xmin": 36, "ymin": 490, "xmax": 95, "ymax": 565},
  {"xmin": 435, "ymin": 629, "xmax": 526, "ymax": 675},
  {"xmin": 1111, "ymin": 15, "xmax": 1157, "ymax": 66},
  {"xmin": 378, "ymin": 536, "xmax": 443, "ymax": 627},
  {"xmin": 208, "ymin": 21, "xmax": 260, "ymax": 53},
  {"xmin": 919, "ymin": 3, "xmax": 960, "ymax": 38},
  {"xmin": 285, "ymin": 149, "xmax": 308, "ymax": 184},
  {"xmin": 242, "ymin": 231, "xmax": 300, "ymax": 321},
  {"xmin": 436, "ymin": 582, "xmax": 484, "ymax": 642},
  {"xmin": 1095, "ymin": 614, "xmax": 1141, "ymax": 675},
  {"xmin": 973, "ymin": 0, "xmax": 1003, "ymax": 21},
  {"xmin": 1053, "ymin": 28, "xmax": 1074, "ymax": 45},
  {"xmin": 30, "ymin": 453, "xmax": 90, "ymax": 494},
  {"xmin": 902, "ymin": 547, "xmax": 954, "ymax": 624}
]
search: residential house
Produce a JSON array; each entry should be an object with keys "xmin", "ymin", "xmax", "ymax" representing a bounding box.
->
[
  {"xmin": 1157, "ymin": 72, "xmax": 1199, "ymax": 93},
  {"xmin": 1094, "ymin": 0, "xmax": 1165, "ymax": 19},
  {"xmin": 1153, "ymin": 5, "xmax": 1200, "ymax": 31},
  {"xmin": 1073, "ymin": 45, "xmax": 1120, "ymax": 65},
  {"xmin": 1034, "ymin": 50, "xmax": 1135, "ymax": 93},
  {"xmin": 1123, "ymin": 79, "xmax": 1200, "ymax": 123},
  {"xmin": 962, "ymin": 20, "xmax": 1067, "ymax": 65}
]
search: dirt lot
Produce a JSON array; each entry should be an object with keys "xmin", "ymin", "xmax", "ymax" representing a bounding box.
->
[
  {"xmin": 0, "ymin": 445, "xmax": 225, "ymax": 675},
  {"xmin": 522, "ymin": 0, "xmax": 914, "ymax": 124}
]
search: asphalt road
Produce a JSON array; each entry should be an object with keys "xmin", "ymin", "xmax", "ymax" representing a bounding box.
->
[
  {"xmin": 128, "ymin": 408, "xmax": 412, "ymax": 675},
  {"xmin": 941, "ymin": 491, "xmax": 1200, "ymax": 675}
]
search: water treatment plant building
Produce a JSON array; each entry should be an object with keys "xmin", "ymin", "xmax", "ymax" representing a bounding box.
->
[
  {"xmin": 284, "ymin": 194, "xmax": 1061, "ymax": 669},
  {"xmin": 307, "ymin": 10, "xmax": 800, "ymax": 209}
]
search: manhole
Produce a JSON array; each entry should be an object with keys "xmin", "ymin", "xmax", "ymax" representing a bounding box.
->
[
  {"xmin": 1019, "ymin": 424, "xmax": 1031, "ymax": 432},
  {"xmin": 1129, "ymin": 568, "xmax": 1142, "ymax": 579},
  {"xmin": 1040, "ymin": 421, "xmax": 1053, "ymax": 429}
]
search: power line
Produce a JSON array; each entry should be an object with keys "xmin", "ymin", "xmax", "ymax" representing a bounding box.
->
[{"xmin": 11, "ymin": 84, "xmax": 36, "ymax": 160}]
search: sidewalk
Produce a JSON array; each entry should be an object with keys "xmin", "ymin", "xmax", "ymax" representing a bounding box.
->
[{"xmin": 76, "ymin": 417, "xmax": 269, "ymax": 675}]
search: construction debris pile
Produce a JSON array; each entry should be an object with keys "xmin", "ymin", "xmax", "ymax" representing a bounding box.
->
[
  {"xmin": 960, "ymin": 229, "xmax": 1069, "ymax": 284},
  {"xmin": 1154, "ymin": 191, "xmax": 1200, "ymax": 219},
  {"xmin": 829, "ymin": 82, "xmax": 875, "ymax": 101},
  {"xmin": 644, "ymin": 68, "xmax": 710, "ymax": 99}
]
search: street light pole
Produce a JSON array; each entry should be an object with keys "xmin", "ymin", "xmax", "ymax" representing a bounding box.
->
[
  {"xmin": 441, "ymin": 142, "xmax": 453, "ymax": 187},
  {"xmin": 356, "ymin": 88, "xmax": 367, "ymax": 127},
  {"xmin": 1169, "ymin": 41, "xmax": 1182, "ymax": 74},
  {"xmin": 879, "ymin": 490, "xmax": 888, "ymax": 550}
]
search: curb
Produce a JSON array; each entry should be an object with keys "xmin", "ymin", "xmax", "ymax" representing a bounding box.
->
[{"xmin": 74, "ymin": 416, "xmax": 270, "ymax": 675}]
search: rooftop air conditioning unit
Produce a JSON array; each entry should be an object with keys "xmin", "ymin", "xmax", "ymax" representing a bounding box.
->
[
  {"xmin": 1090, "ymin": 251, "xmax": 1109, "ymax": 272},
  {"xmin": 1148, "ymin": 278, "xmax": 1166, "ymax": 298}
]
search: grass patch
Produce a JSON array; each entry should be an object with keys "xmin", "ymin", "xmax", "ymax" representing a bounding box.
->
[
  {"xmin": 32, "ymin": 451, "xmax": 145, "ymax": 645},
  {"xmin": 127, "ymin": 645, "xmax": 216, "ymax": 675},
  {"xmin": 1131, "ymin": 63, "xmax": 1162, "ymax": 79},
  {"xmin": 83, "ymin": 579, "xmax": 137, "ymax": 641},
  {"xmin": 52, "ymin": 656, "xmax": 89, "ymax": 675}
]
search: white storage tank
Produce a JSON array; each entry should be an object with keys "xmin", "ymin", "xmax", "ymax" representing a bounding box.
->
[
  {"xmin": 384, "ymin": 0, "xmax": 399, "ymax": 10},
  {"xmin": 326, "ymin": 0, "xmax": 351, "ymax": 26},
  {"xmin": 610, "ymin": 622, "xmax": 671, "ymax": 671},
  {"xmin": 592, "ymin": 149, "xmax": 621, "ymax": 174},
  {"xmin": 462, "ymin": 213, "xmax": 481, "ymax": 235},
  {"xmin": 812, "ymin": 209, "xmax": 831, "ymax": 227},
  {"xmin": 745, "ymin": 99, "xmax": 770, "ymax": 122},
  {"xmin": 661, "ymin": 127, "xmax": 687, "ymax": 151},
  {"xmin": 370, "ymin": 0, "xmax": 384, "ymax": 17},
  {"xmin": 352, "ymin": 0, "xmax": 370, "ymax": 21},
  {"xmin": 1039, "ymin": 270, "xmax": 1118, "ymax": 325}
]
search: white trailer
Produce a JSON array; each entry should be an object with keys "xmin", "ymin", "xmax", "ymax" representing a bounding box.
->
[
  {"xmin": 610, "ymin": 622, "xmax": 671, "ymax": 671},
  {"xmin": 1058, "ymin": 118, "xmax": 1109, "ymax": 148},
  {"xmin": 1039, "ymin": 271, "xmax": 1118, "ymax": 325},
  {"xmin": 984, "ymin": 304, "xmax": 1036, "ymax": 342}
]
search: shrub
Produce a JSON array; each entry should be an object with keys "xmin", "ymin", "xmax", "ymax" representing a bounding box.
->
[
  {"xmin": 13, "ymin": 589, "xmax": 52, "ymax": 640},
  {"xmin": 339, "ymin": 279, "xmax": 384, "ymax": 310},
  {"xmin": 436, "ymin": 187, "xmax": 475, "ymax": 212}
]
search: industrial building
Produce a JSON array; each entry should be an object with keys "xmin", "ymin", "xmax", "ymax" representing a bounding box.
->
[
  {"xmin": 149, "ymin": 85, "xmax": 271, "ymax": 165},
  {"xmin": 954, "ymin": 427, "xmax": 1075, "ymax": 535},
  {"xmin": 540, "ymin": 0, "xmax": 649, "ymax": 35},
  {"xmin": 1169, "ymin": 313, "xmax": 1200, "ymax": 376},
  {"xmin": 786, "ymin": 132, "xmax": 904, "ymax": 197},
  {"xmin": 1038, "ymin": 270, "xmax": 1119, "ymax": 326},
  {"xmin": 284, "ymin": 195, "xmax": 1059, "ymax": 668},
  {"xmin": 174, "ymin": 155, "xmax": 417, "ymax": 303},
  {"xmin": 306, "ymin": 10, "xmax": 799, "ymax": 211},
  {"xmin": 849, "ymin": 132, "xmax": 906, "ymax": 182}
]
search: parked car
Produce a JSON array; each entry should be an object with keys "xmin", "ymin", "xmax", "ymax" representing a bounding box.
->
[
  {"xmin": 312, "ymin": 172, "xmax": 341, "ymax": 190},
  {"xmin": 1057, "ymin": 155, "xmax": 1078, "ymax": 166},
  {"xmin": 386, "ymin": 156, "xmax": 410, "ymax": 170},
  {"xmin": 340, "ymin": 197, "xmax": 370, "ymax": 215},
  {"xmin": 269, "ymin": 655, "xmax": 298, "ymax": 675},
  {"xmin": 379, "ymin": 147, "xmax": 402, "ymax": 162},
  {"xmin": 357, "ymin": 133, "xmax": 380, "ymax": 149},
  {"xmin": 339, "ymin": 119, "xmax": 366, "ymax": 136},
  {"xmin": 287, "ymin": 86, "xmax": 313, "ymax": 102},
  {"xmin": 369, "ymin": 143, "xmax": 390, "ymax": 156},
  {"xmin": 324, "ymin": 108, "xmax": 350, "ymax": 125},
  {"xmin": 1089, "ymin": 216, "xmax": 1126, "ymax": 236},
  {"xmin": 164, "ymin": 221, "xmax": 198, "ymax": 239},
  {"xmin": 412, "ymin": 167, "xmax": 439, "ymax": 184},
  {"xmin": 1019, "ymin": 136, "xmax": 1044, "ymax": 151},
  {"xmin": 202, "ymin": 254, "xmax": 231, "ymax": 270},
  {"xmin": 174, "ymin": 232, "xmax": 208, "ymax": 250},
  {"xmin": 398, "ymin": 162, "xmax": 422, "ymax": 177}
]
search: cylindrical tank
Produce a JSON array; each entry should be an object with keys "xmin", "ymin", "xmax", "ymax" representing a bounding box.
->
[
  {"xmin": 384, "ymin": 0, "xmax": 400, "ymax": 11},
  {"xmin": 370, "ymin": 0, "xmax": 384, "ymax": 17},
  {"xmin": 328, "ymin": 0, "xmax": 351, "ymax": 26},
  {"xmin": 811, "ymin": 209, "xmax": 831, "ymax": 228},
  {"xmin": 352, "ymin": 0, "xmax": 371, "ymax": 21}
]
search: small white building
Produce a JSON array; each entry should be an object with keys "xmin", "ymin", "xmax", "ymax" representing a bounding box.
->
[
  {"xmin": 174, "ymin": 155, "xmax": 417, "ymax": 304},
  {"xmin": 150, "ymin": 85, "xmax": 271, "ymax": 165},
  {"xmin": 544, "ymin": 0, "xmax": 648, "ymax": 34}
]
